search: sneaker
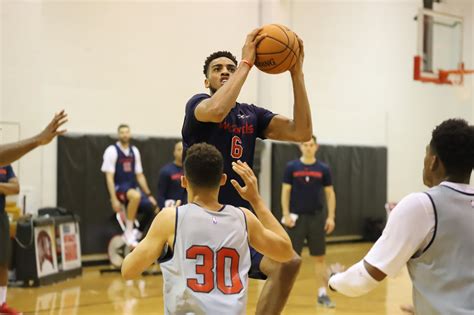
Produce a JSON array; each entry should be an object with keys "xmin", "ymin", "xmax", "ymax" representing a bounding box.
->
[
  {"xmin": 317, "ymin": 294, "xmax": 335, "ymax": 308},
  {"xmin": 0, "ymin": 303, "xmax": 20, "ymax": 315},
  {"xmin": 122, "ymin": 230, "xmax": 138, "ymax": 248}
]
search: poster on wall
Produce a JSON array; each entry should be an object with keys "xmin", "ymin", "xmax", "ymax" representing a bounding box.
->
[
  {"xmin": 34, "ymin": 225, "xmax": 58, "ymax": 278},
  {"xmin": 59, "ymin": 222, "xmax": 82, "ymax": 270}
]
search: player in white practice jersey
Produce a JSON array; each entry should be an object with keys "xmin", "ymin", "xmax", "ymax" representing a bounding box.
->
[{"xmin": 122, "ymin": 143, "xmax": 293, "ymax": 315}]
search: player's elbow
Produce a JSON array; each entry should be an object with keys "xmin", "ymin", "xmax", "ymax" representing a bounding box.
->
[
  {"xmin": 275, "ymin": 241, "xmax": 295, "ymax": 263},
  {"xmin": 294, "ymin": 130, "xmax": 312, "ymax": 142}
]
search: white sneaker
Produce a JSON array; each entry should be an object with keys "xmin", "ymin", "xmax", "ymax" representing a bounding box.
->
[{"xmin": 122, "ymin": 230, "xmax": 138, "ymax": 248}]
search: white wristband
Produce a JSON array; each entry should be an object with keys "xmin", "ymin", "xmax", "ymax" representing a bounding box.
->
[{"xmin": 328, "ymin": 260, "xmax": 380, "ymax": 297}]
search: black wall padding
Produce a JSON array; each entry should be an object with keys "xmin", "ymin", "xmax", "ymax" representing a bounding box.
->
[
  {"xmin": 57, "ymin": 134, "xmax": 264, "ymax": 255},
  {"xmin": 271, "ymin": 142, "xmax": 387, "ymax": 237}
]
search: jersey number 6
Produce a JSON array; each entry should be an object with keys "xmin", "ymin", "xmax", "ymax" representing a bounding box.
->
[
  {"xmin": 231, "ymin": 136, "xmax": 243, "ymax": 159},
  {"xmin": 186, "ymin": 245, "xmax": 243, "ymax": 295}
]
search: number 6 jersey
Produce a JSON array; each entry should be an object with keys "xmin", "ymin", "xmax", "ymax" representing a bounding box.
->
[
  {"xmin": 181, "ymin": 93, "xmax": 276, "ymax": 208},
  {"xmin": 159, "ymin": 203, "xmax": 251, "ymax": 315}
]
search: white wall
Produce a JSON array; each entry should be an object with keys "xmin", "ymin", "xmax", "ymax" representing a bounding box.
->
[{"xmin": 1, "ymin": 0, "xmax": 472, "ymax": 210}]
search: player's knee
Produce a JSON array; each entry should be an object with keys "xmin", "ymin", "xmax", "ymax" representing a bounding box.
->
[{"xmin": 127, "ymin": 189, "xmax": 141, "ymax": 201}]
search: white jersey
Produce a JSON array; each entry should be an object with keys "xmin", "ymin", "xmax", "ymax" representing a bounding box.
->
[{"xmin": 159, "ymin": 203, "xmax": 251, "ymax": 315}]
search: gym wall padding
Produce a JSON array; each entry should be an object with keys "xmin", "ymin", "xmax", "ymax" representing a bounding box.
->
[
  {"xmin": 57, "ymin": 134, "xmax": 265, "ymax": 255},
  {"xmin": 271, "ymin": 142, "xmax": 387, "ymax": 237}
]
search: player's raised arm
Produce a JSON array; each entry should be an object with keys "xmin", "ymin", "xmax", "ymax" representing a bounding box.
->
[
  {"xmin": 195, "ymin": 29, "xmax": 266, "ymax": 123},
  {"xmin": 0, "ymin": 110, "xmax": 68, "ymax": 166},
  {"xmin": 121, "ymin": 207, "xmax": 175, "ymax": 279},
  {"xmin": 263, "ymin": 38, "xmax": 312, "ymax": 142},
  {"xmin": 231, "ymin": 160, "xmax": 293, "ymax": 262}
]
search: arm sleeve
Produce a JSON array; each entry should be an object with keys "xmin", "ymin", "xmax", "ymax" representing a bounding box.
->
[
  {"xmin": 328, "ymin": 260, "xmax": 380, "ymax": 297},
  {"xmin": 253, "ymin": 105, "xmax": 277, "ymax": 139},
  {"xmin": 322, "ymin": 164, "xmax": 333, "ymax": 187},
  {"xmin": 364, "ymin": 192, "xmax": 435, "ymax": 277},
  {"xmin": 157, "ymin": 167, "xmax": 170, "ymax": 209},
  {"xmin": 101, "ymin": 146, "xmax": 118, "ymax": 173},
  {"xmin": 133, "ymin": 147, "xmax": 143, "ymax": 174},
  {"xmin": 6, "ymin": 165, "xmax": 16, "ymax": 180},
  {"xmin": 282, "ymin": 162, "xmax": 293, "ymax": 185}
]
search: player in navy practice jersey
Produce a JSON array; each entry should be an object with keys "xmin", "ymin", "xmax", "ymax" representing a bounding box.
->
[
  {"xmin": 281, "ymin": 135, "xmax": 337, "ymax": 308},
  {"xmin": 102, "ymin": 124, "xmax": 157, "ymax": 247},
  {"xmin": 181, "ymin": 28, "xmax": 313, "ymax": 314},
  {"xmin": 156, "ymin": 141, "xmax": 187, "ymax": 210}
]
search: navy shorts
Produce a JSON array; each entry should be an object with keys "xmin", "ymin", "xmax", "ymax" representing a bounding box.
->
[{"xmin": 248, "ymin": 246, "xmax": 267, "ymax": 280}]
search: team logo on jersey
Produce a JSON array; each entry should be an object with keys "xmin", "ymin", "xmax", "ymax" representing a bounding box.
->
[
  {"xmin": 237, "ymin": 114, "xmax": 250, "ymax": 119},
  {"xmin": 212, "ymin": 217, "xmax": 218, "ymax": 224}
]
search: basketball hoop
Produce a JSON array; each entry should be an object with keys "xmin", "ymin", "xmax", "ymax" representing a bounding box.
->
[{"xmin": 441, "ymin": 66, "xmax": 474, "ymax": 101}]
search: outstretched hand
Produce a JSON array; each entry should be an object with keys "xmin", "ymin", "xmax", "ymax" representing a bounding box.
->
[
  {"xmin": 230, "ymin": 160, "xmax": 261, "ymax": 204},
  {"xmin": 37, "ymin": 110, "xmax": 68, "ymax": 145}
]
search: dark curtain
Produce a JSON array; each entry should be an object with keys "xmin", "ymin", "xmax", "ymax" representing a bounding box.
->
[{"xmin": 57, "ymin": 134, "xmax": 264, "ymax": 255}]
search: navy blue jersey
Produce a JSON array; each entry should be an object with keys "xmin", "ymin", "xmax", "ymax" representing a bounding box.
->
[
  {"xmin": 182, "ymin": 93, "xmax": 276, "ymax": 207},
  {"xmin": 114, "ymin": 144, "xmax": 137, "ymax": 192},
  {"xmin": 157, "ymin": 162, "xmax": 187, "ymax": 209},
  {"xmin": 283, "ymin": 159, "xmax": 332, "ymax": 214},
  {"xmin": 0, "ymin": 165, "xmax": 16, "ymax": 212}
]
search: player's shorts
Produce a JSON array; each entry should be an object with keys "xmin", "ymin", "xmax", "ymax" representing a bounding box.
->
[
  {"xmin": 115, "ymin": 183, "xmax": 139, "ymax": 204},
  {"xmin": 0, "ymin": 212, "xmax": 10, "ymax": 266},
  {"xmin": 248, "ymin": 246, "xmax": 267, "ymax": 280},
  {"xmin": 286, "ymin": 211, "xmax": 326, "ymax": 256}
]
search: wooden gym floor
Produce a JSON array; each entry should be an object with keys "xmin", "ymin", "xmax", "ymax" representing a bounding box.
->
[{"xmin": 8, "ymin": 243, "xmax": 412, "ymax": 314}]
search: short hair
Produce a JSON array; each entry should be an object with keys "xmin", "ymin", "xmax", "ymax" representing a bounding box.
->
[
  {"xmin": 184, "ymin": 143, "xmax": 223, "ymax": 188},
  {"xmin": 203, "ymin": 51, "xmax": 238, "ymax": 77},
  {"xmin": 117, "ymin": 124, "xmax": 129, "ymax": 132},
  {"xmin": 312, "ymin": 135, "xmax": 317, "ymax": 143},
  {"xmin": 430, "ymin": 118, "xmax": 474, "ymax": 178}
]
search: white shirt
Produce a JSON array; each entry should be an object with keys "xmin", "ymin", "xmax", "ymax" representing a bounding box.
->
[
  {"xmin": 101, "ymin": 142, "xmax": 143, "ymax": 174},
  {"xmin": 364, "ymin": 181, "xmax": 474, "ymax": 277}
]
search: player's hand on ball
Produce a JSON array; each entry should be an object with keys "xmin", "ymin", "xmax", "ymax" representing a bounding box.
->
[
  {"xmin": 289, "ymin": 36, "xmax": 304, "ymax": 76},
  {"xmin": 37, "ymin": 110, "xmax": 68, "ymax": 145},
  {"xmin": 325, "ymin": 217, "xmax": 335, "ymax": 234},
  {"xmin": 231, "ymin": 160, "xmax": 260, "ymax": 204},
  {"xmin": 242, "ymin": 28, "xmax": 267, "ymax": 66}
]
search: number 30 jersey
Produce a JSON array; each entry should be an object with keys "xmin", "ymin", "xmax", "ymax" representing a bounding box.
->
[
  {"xmin": 159, "ymin": 203, "xmax": 251, "ymax": 315},
  {"xmin": 181, "ymin": 93, "xmax": 276, "ymax": 208}
]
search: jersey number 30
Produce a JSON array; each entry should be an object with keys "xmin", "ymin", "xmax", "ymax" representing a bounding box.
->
[
  {"xmin": 186, "ymin": 245, "xmax": 243, "ymax": 294},
  {"xmin": 231, "ymin": 136, "xmax": 243, "ymax": 159}
]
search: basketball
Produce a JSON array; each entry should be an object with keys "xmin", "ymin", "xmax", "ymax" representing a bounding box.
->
[{"xmin": 255, "ymin": 24, "xmax": 300, "ymax": 74}]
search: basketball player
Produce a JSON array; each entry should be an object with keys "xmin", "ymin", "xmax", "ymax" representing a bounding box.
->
[
  {"xmin": 122, "ymin": 143, "xmax": 294, "ymax": 315},
  {"xmin": 0, "ymin": 110, "xmax": 68, "ymax": 166},
  {"xmin": 0, "ymin": 110, "xmax": 67, "ymax": 315},
  {"xmin": 181, "ymin": 28, "xmax": 312, "ymax": 314},
  {"xmin": 0, "ymin": 165, "xmax": 19, "ymax": 315},
  {"xmin": 281, "ymin": 135, "xmax": 337, "ymax": 308},
  {"xmin": 328, "ymin": 119, "xmax": 474, "ymax": 315},
  {"xmin": 156, "ymin": 141, "xmax": 187, "ymax": 210},
  {"xmin": 101, "ymin": 124, "xmax": 157, "ymax": 246}
]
